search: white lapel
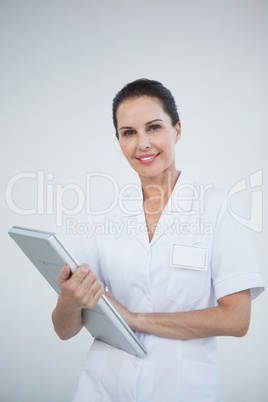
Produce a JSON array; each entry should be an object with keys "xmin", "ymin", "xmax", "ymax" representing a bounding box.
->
[
  {"xmin": 121, "ymin": 184, "xmax": 150, "ymax": 249},
  {"xmin": 150, "ymin": 171, "xmax": 196, "ymax": 245},
  {"xmin": 120, "ymin": 171, "xmax": 196, "ymax": 248}
]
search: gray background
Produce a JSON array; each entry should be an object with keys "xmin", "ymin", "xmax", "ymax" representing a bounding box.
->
[{"xmin": 1, "ymin": 1, "xmax": 267, "ymax": 401}]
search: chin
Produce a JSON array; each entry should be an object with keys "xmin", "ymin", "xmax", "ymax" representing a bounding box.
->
[{"xmin": 137, "ymin": 168, "xmax": 166, "ymax": 180}]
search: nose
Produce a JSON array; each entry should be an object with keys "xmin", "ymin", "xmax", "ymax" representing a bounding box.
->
[{"xmin": 137, "ymin": 132, "xmax": 151, "ymax": 150}]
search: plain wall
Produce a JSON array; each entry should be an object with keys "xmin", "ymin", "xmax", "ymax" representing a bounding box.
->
[{"xmin": 1, "ymin": 1, "xmax": 267, "ymax": 401}]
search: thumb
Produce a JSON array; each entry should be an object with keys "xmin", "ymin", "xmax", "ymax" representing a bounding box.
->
[{"xmin": 58, "ymin": 265, "xmax": 71, "ymax": 287}]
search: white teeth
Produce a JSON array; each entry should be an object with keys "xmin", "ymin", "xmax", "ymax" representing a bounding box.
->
[{"xmin": 140, "ymin": 156, "xmax": 155, "ymax": 161}]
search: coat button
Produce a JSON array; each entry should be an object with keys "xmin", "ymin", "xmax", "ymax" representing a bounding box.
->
[
  {"xmin": 143, "ymin": 286, "xmax": 149, "ymax": 294},
  {"xmin": 133, "ymin": 358, "xmax": 139, "ymax": 367}
]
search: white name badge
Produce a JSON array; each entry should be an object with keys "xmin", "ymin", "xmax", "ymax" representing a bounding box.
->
[{"xmin": 170, "ymin": 243, "xmax": 208, "ymax": 271}]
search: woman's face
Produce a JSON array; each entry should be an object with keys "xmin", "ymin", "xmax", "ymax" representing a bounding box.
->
[{"xmin": 117, "ymin": 96, "xmax": 181, "ymax": 180}]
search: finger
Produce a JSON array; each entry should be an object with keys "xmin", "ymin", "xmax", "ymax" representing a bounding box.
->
[
  {"xmin": 76, "ymin": 272, "xmax": 101, "ymax": 298},
  {"xmin": 72, "ymin": 264, "xmax": 91, "ymax": 285},
  {"xmin": 72, "ymin": 267, "xmax": 101, "ymax": 296},
  {"xmin": 58, "ymin": 265, "xmax": 71, "ymax": 286},
  {"xmin": 85, "ymin": 280, "xmax": 104, "ymax": 308},
  {"xmin": 65, "ymin": 276, "xmax": 102, "ymax": 310},
  {"xmin": 63, "ymin": 267, "xmax": 98, "ymax": 300}
]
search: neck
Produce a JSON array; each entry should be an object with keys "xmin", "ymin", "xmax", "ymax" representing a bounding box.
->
[{"xmin": 140, "ymin": 167, "xmax": 180, "ymax": 203}]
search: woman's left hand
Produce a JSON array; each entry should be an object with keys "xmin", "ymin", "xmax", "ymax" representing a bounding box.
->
[{"xmin": 104, "ymin": 291, "xmax": 137, "ymax": 330}]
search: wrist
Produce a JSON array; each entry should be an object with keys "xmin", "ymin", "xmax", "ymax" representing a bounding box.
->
[
  {"xmin": 57, "ymin": 293, "xmax": 82, "ymax": 314},
  {"xmin": 52, "ymin": 297, "xmax": 83, "ymax": 340},
  {"xmin": 131, "ymin": 312, "xmax": 142, "ymax": 332}
]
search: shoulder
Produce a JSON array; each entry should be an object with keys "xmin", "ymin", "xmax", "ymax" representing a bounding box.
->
[
  {"xmin": 179, "ymin": 171, "xmax": 229, "ymax": 213},
  {"xmin": 179, "ymin": 172, "xmax": 246, "ymax": 229}
]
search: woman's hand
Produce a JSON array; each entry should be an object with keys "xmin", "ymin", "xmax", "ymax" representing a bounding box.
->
[
  {"xmin": 104, "ymin": 291, "xmax": 138, "ymax": 331},
  {"xmin": 52, "ymin": 264, "xmax": 104, "ymax": 340},
  {"xmin": 106, "ymin": 289, "xmax": 251, "ymax": 340},
  {"xmin": 58, "ymin": 264, "xmax": 104, "ymax": 311}
]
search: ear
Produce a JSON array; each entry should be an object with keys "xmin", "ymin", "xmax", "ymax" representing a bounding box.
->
[{"xmin": 175, "ymin": 121, "xmax": 181, "ymax": 144}]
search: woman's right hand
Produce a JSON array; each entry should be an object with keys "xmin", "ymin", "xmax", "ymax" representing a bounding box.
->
[
  {"xmin": 52, "ymin": 264, "xmax": 104, "ymax": 340},
  {"xmin": 58, "ymin": 264, "xmax": 104, "ymax": 312}
]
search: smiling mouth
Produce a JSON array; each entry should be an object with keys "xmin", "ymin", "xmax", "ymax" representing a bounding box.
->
[{"xmin": 136, "ymin": 153, "xmax": 160, "ymax": 161}]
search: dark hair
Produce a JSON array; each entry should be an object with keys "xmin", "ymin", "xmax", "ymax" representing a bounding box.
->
[{"xmin": 112, "ymin": 78, "xmax": 180, "ymax": 138}]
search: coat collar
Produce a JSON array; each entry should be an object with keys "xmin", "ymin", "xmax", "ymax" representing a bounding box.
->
[
  {"xmin": 121, "ymin": 171, "xmax": 195, "ymax": 217},
  {"xmin": 166, "ymin": 170, "xmax": 195, "ymax": 213},
  {"xmin": 119, "ymin": 171, "xmax": 196, "ymax": 247}
]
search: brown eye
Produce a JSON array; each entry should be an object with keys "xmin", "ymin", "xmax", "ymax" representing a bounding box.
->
[
  {"xmin": 123, "ymin": 130, "xmax": 135, "ymax": 136},
  {"xmin": 148, "ymin": 124, "xmax": 161, "ymax": 132}
]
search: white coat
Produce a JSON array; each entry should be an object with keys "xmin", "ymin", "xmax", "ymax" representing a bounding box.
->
[{"xmin": 72, "ymin": 171, "xmax": 264, "ymax": 402}]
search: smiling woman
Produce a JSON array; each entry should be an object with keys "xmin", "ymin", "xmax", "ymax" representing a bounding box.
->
[
  {"xmin": 52, "ymin": 79, "xmax": 265, "ymax": 402},
  {"xmin": 116, "ymin": 96, "xmax": 181, "ymax": 183}
]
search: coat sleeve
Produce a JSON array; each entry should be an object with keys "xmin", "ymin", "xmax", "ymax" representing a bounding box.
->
[{"xmin": 210, "ymin": 193, "xmax": 265, "ymax": 301}]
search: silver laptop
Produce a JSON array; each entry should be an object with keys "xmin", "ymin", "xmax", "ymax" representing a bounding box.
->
[{"xmin": 8, "ymin": 226, "xmax": 147, "ymax": 358}]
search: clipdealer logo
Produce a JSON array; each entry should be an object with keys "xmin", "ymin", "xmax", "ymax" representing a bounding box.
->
[{"xmin": 5, "ymin": 170, "xmax": 264, "ymax": 232}]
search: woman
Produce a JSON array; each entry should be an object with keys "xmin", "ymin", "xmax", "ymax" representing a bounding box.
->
[{"xmin": 52, "ymin": 79, "xmax": 264, "ymax": 401}]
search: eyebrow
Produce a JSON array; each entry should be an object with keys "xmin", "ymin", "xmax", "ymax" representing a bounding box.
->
[{"xmin": 119, "ymin": 119, "xmax": 163, "ymax": 131}]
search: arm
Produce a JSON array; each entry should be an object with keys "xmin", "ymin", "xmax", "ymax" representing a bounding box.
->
[
  {"xmin": 105, "ymin": 289, "xmax": 251, "ymax": 340},
  {"xmin": 52, "ymin": 264, "xmax": 104, "ymax": 340}
]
